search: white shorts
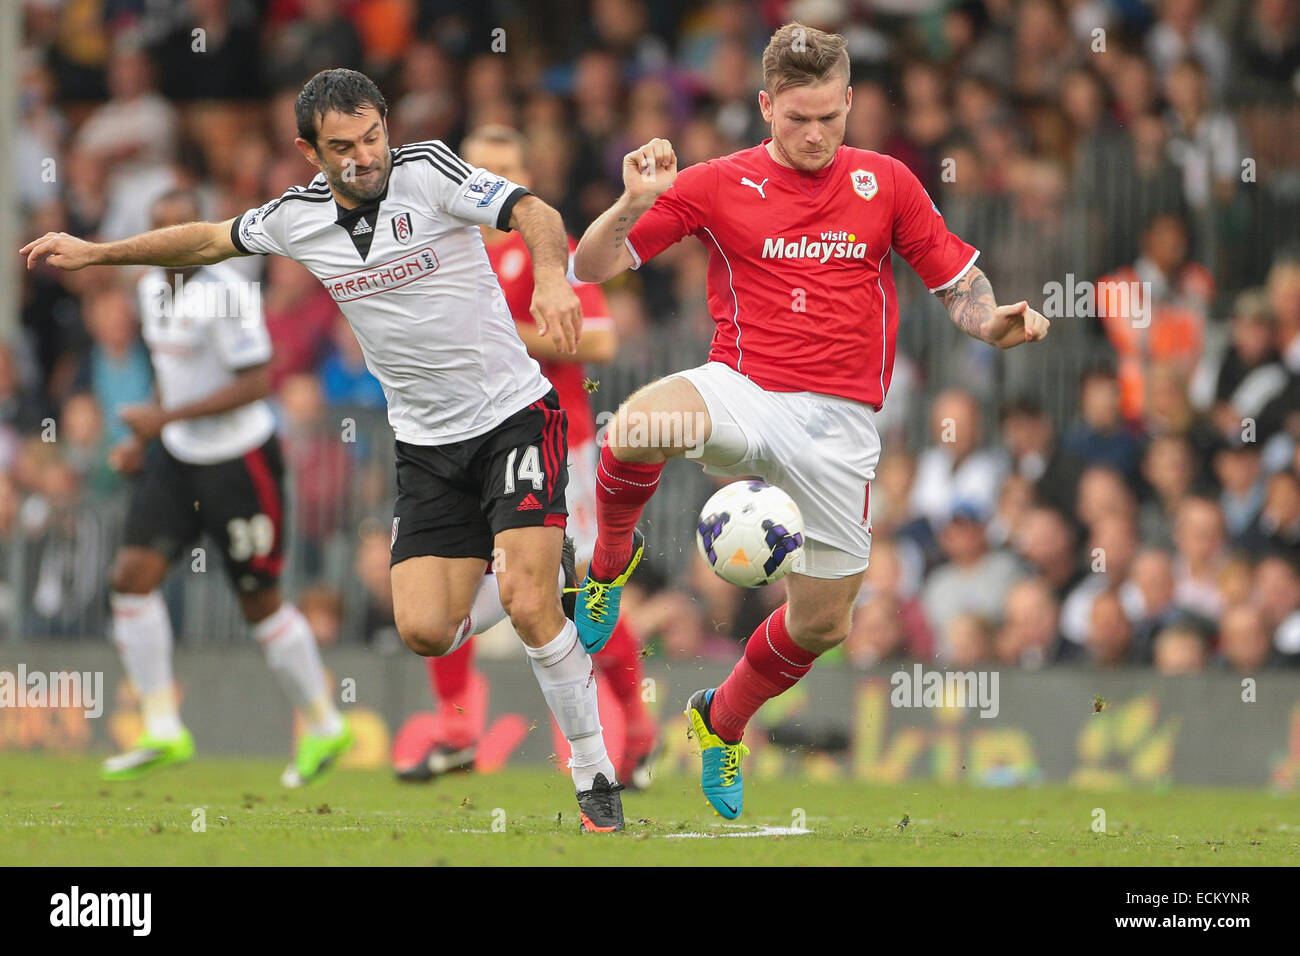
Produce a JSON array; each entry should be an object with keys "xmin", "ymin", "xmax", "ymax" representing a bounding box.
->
[
  {"xmin": 564, "ymin": 437, "xmax": 599, "ymax": 566},
  {"xmin": 669, "ymin": 362, "xmax": 879, "ymax": 579}
]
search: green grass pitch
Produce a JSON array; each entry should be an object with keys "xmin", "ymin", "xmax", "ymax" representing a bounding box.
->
[{"xmin": 0, "ymin": 752, "xmax": 1296, "ymax": 865}]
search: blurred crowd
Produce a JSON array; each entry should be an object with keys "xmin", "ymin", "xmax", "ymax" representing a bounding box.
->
[{"xmin": 6, "ymin": 0, "xmax": 1300, "ymax": 672}]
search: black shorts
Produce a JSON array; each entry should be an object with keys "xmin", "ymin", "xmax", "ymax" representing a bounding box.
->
[
  {"xmin": 123, "ymin": 436, "xmax": 287, "ymax": 593},
  {"xmin": 390, "ymin": 390, "xmax": 569, "ymax": 565}
]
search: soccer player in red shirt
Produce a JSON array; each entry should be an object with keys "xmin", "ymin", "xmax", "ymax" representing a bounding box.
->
[
  {"xmin": 572, "ymin": 23, "xmax": 1050, "ymax": 818},
  {"xmin": 394, "ymin": 126, "xmax": 661, "ymax": 788}
]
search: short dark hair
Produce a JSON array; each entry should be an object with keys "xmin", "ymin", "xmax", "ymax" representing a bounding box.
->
[{"xmin": 295, "ymin": 69, "xmax": 388, "ymax": 147}]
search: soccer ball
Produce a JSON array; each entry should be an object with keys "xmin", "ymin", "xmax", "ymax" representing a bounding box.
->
[{"xmin": 696, "ymin": 480, "xmax": 805, "ymax": 587}]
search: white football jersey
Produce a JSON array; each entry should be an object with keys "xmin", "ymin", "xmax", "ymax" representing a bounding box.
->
[
  {"xmin": 136, "ymin": 261, "xmax": 275, "ymax": 464},
  {"xmin": 231, "ymin": 139, "xmax": 549, "ymax": 446}
]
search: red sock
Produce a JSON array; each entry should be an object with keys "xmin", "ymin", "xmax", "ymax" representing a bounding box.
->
[
  {"xmin": 427, "ymin": 642, "xmax": 483, "ymax": 750},
  {"xmin": 428, "ymin": 641, "xmax": 473, "ymax": 705},
  {"xmin": 596, "ymin": 618, "xmax": 656, "ymax": 757},
  {"xmin": 711, "ymin": 605, "xmax": 818, "ymax": 743},
  {"xmin": 591, "ymin": 442, "xmax": 663, "ymax": 580}
]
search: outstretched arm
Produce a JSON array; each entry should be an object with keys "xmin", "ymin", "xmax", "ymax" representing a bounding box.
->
[
  {"xmin": 509, "ymin": 194, "xmax": 583, "ymax": 356},
  {"xmin": 21, "ymin": 219, "xmax": 242, "ymax": 271},
  {"xmin": 574, "ymin": 138, "xmax": 678, "ymax": 284},
  {"xmin": 934, "ymin": 265, "xmax": 1050, "ymax": 349}
]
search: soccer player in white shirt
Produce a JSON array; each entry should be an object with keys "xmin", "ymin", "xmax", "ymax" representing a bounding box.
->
[
  {"xmin": 101, "ymin": 188, "xmax": 350, "ymax": 787},
  {"xmin": 23, "ymin": 69, "xmax": 625, "ymax": 830}
]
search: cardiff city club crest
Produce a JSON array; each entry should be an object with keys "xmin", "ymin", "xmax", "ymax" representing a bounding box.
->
[
  {"xmin": 851, "ymin": 169, "xmax": 878, "ymax": 201},
  {"xmin": 391, "ymin": 212, "xmax": 413, "ymax": 244}
]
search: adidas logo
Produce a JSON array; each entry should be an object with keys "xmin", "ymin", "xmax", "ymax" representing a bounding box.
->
[
  {"xmin": 351, "ymin": 219, "xmax": 372, "ymax": 235},
  {"xmin": 516, "ymin": 493, "xmax": 542, "ymax": 512}
]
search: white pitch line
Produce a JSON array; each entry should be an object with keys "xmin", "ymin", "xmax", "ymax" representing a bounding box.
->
[{"xmin": 663, "ymin": 826, "xmax": 811, "ymax": 839}]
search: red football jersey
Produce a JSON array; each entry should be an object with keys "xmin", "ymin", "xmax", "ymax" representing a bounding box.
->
[
  {"xmin": 486, "ymin": 231, "xmax": 610, "ymax": 446},
  {"xmin": 626, "ymin": 142, "xmax": 979, "ymax": 409}
]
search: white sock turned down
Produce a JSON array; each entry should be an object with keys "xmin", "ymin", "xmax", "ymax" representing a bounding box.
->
[
  {"xmin": 444, "ymin": 566, "xmax": 567, "ymax": 654},
  {"xmin": 252, "ymin": 603, "xmax": 344, "ymax": 737},
  {"xmin": 524, "ymin": 619, "xmax": 617, "ymax": 791},
  {"xmin": 110, "ymin": 591, "xmax": 183, "ymax": 741}
]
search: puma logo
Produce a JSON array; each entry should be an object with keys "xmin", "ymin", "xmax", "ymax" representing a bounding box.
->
[{"xmin": 741, "ymin": 177, "xmax": 769, "ymax": 199}]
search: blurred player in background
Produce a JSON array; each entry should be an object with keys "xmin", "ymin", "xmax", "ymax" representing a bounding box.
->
[
  {"xmin": 393, "ymin": 126, "xmax": 660, "ymax": 790},
  {"xmin": 22, "ymin": 69, "xmax": 627, "ymax": 832},
  {"xmin": 100, "ymin": 189, "xmax": 351, "ymax": 787},
  {"xmin": 573, "ymin": 23, "xmax": 1050, "ymax": 819}
]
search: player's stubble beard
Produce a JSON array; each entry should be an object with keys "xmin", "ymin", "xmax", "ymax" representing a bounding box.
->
[{"xmin": 324, "ymin": 147, "xmax": 393, "ymax": 206}]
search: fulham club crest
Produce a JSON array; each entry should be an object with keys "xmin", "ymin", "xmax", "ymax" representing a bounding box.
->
[
  {"xmin": 391, "ymin": 212, "xmax": 413, "ymax": 244},
  {"xmin": 851, "ymin": 169, "xmax": 878, "ymax": 201}
]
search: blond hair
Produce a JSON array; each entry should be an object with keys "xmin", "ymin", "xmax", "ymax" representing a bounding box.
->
[{"xmin": 761, "ymin": 22, "xmax": 850, "ymax": 94}]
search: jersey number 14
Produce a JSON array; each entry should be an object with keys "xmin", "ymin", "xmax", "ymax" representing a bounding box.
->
[{"xmin": 503, "ymin": 446, "xmax": 544, "ymax": 495}]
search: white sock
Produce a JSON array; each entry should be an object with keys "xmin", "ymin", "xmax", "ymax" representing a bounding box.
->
[
  {"xmin": 451, "ymin": 571, "xmax": 510, "ymax": 647},
  {"xmin": 110, "ymin": 591, "xmax": 183, "ymax": 740},
  {"xmin": 253, "ymin": 603, "xmax": 343, "ymax": 737},
  {"xmin": 524, "ymin": 620, "xmax": 616, "ymax": 790}
]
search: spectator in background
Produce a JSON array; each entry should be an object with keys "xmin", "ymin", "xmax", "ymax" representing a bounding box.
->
[
  {"xmin": 1146, "ymin": 0, "xmax": 1231, "ymax": 96},
  {"xmin": 1239, "ymin": 470, "xmax": 1300, "ymax": 562},
  {"xmin": 319, "ymin": 315, "xmax": 386, "ymax": 410},
  {"xmin": 1163, "ymin": 56, "xmax": 1244, "ymax": 210},
  {"xmin": 1138, "ymin": 433, "xmax": 1195, "ymax": 548},
  {"xmin": 279, "ymin": 373, "xmax": 351, "ymax": 577},
  {"xmin": 148, "ymin": 0, "xmax": 266, "ymax": 102},
  {"xmin": 1193, "ymin": 289, "xmax": 1287, "ymax": 436},
  {"xmin": 1153, "ymin": 620, "xmax": 1209, "ymax": 674},
  {"xmin": 942, "ymin": 612, "xmax": 994, "ymax": 669},
  {"xmin": 909, "ymin": 388, "xmax": 1007, "ymax": 533},
  {"xmin": 987, "ymin": 472, "xmax": 1034, "ymax": 551},
  {"xmin": 1123, "ymin": 547, "xmax": 1180, "ymax": 662},
  {"xmin": 266, "ymin": 0, "xmax": 363, "ymax": 90},
  {"xmin": 997, "ymin": 576, "xmax": 1075, "ymax": 668},
  {"xmin": 852, "ymin": 536, "xmax": 931, "ymax": 662},
  {"xmin": 1144, "ymin": 361, "xmax": 1221, "ymax": 480},
  {"xmin": 1217, "ymin": 603, "xmax": 1276, "ymax": 672},
  {"xmin": 1085, "ymin": 586, "xmax": 1134, "ymax": 668},
  {"xmin": 1061, "ymin": 366, "xmax": 1145, "ymax": 482},
  {"xmin": 1061, "ymin": 513, "xmax": 1139, "ymax": 645},
  {"xmin": 72, "ymin": 40, "xmax": 180, "ymax": 240},
  {"xmin": 1075, "ymin": 464, "xmax": 1138, "ymax": 534},
  {"xmin": 1172, "ymin": 495, "xmax": 1227, "ymax": 620},
  {"xmin": 1267, "ymin": 253, "xmax": 1300, "ymax": 375},
  {"xmin": 57, "ymin": 392, "xmax": 118, "ymax": 500},
  {"xmin": 1013, "ymin": 505, "xmax": 1085, "ymax": 606},
  {"xmin": 998, "ymin": 396, "xmax": 1079, "ymax": 516},
  {"xmin": 262, "ymin": 255, "xmax": 340, "ymax": 390},
  {"xmin": 844, "ymin": 592, "xmax": 908, "ymax": 670},
  {"xmin": 1096, "ymin": 213, "xmax": 1212, "ymax": 422},
  {"xmin": 1230, "ymin": 0, "xmax": 1300, "ymax": 105},
  {"xmin": 1214, "ymin": 439, "xmax": 1266, "ymax": 542},
  {"xmin": 922, "ymin": 502, "xmax": 1022, "ymax": 644},
  {"xmin": 297, "ymin": 583, "xmax": 344, "ymax": 648},
  {"xmin": 1253, "ymin": 553, "xmax": 1300, "ymax": 661},
  {"xmin": 353, "ymin": 521, "xmax": 397, "ymax": 649},
  {"xmin": 78, "ymin": 287, "xmax": 153, "ymax": 448}
]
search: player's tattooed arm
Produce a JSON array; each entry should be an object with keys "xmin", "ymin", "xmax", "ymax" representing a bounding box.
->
[
  {"xmin": 574, "ymin": 138, "xmax": 676, "ymax": 283},
  {"xmin": 21, "ymin": 219, "xmax": 240, "ymax": 271},
  {"xmin": 509, "ymin": 195, "xmax": 583, "ymax": 354},
  {"xmin": 934, "ymin": 265, "xmax": 1050, "ymax": 349}
]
